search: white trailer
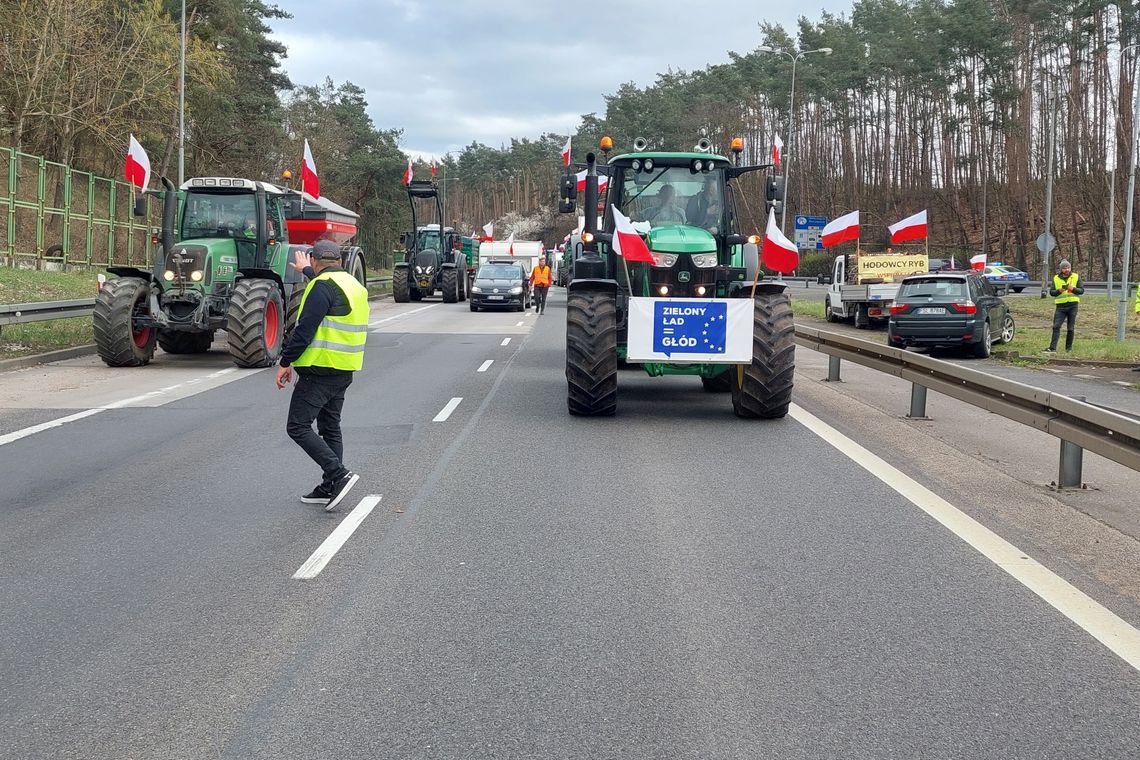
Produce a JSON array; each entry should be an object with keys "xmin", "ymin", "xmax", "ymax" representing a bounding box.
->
[
  {"xmin": 824, "ymin": 252, "xmax": 928, "ymax": 329},
  {"xmin": 479, "ymin": 240, "xmax": 544, "ymax": 274}
]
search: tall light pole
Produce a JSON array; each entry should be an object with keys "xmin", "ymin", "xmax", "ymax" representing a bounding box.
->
[
  {"xmin": 1117, "ymin": 43, "xmax": 1140, "ymax": 340},
  {"xmin": 758, "ymin": 44, "xmax": 832, "ymax": 235},
  {"xmin": 178, "ymin": 0, "xmax": 186, "ymax": 186}
]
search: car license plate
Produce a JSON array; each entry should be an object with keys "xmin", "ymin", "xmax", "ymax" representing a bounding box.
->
[
  {"xmin": 916, "ymin": 307, "xmax": 943, "ymax": 315},
  {"xmin": 488, "ymin": 295, "xmax": 504, "ymax": 300}
]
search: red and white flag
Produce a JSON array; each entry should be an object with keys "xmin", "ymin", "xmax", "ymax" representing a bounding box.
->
[
  {"xmin": 575, "ymin": 169, "xmax": 609, "ymax": 192},
  {"xmin": 301, "ymin": 139, "xmax": 320, "ymax": 198},
  {"xmin": 561, "ymin": 135, "xmax": 572, "ymax": 166},
  {"xmin": 124, "ymin": 134, "xmax": 151, "ymax": 191},
  {"xmin": 403, "ymin": 157, "xmax": 414, "ymax": 185},
  {"xmin": 431, "ymin": 158, "xmax": 437, "ymax": 178},
  {"xmin": 482, "ymin": 221, "xmax": 494, "ymax": 240},
  {"xmin": 888, "ymin": 209, "xmax": 928, "ymax": 243},
  {"xmin": 761, "ymin": 208, "xmax": 799, "ymax": 273},
  {"xmin": 505, "ymin": 232, "xmax": 515, "ymax": 256},
  {"xmin": 969, "ymin": 253, "xmax": 986, "ymax": 271},
  {"xmin": 772, "ymin": 133, "xmax": 784, "ymax": 167},
  {"xmin": 611, "ymin": 205, "xmax": 656, "ymax": 264},
  {"xmin": 820, "ymin": 210, "xmax": 860, "ymax": 248}
]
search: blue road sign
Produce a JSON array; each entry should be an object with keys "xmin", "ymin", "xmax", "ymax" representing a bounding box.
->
[
  {"xmin": 794, "ymin": 215, "xmax": 828, "ymax": 250},
  {"xmin": 653, "ymin": 300, "xmax": 727, "ymax": 357}
]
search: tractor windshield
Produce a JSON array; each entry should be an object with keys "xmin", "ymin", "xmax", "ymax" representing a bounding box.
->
[
  {"xmin": 616, "ymin": 166, "xmax": 724, "ymax": 233},
  {"xmin": 416, "ymin": 229, "xmax": 442, "ymax": 252},
  {"xmin": 180, "ymin": 190, "xmax": 258, "ymax": 241}
]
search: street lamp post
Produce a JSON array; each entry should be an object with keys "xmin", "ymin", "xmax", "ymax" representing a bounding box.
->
[
  {"xmin": 758, "ymin": 44, "xmax": 832, "ymax": 235},
  {"xmin": 1117, "ymin": 44, "xmax": 1140, "ymax": 340},
  {"xmin": 178, "ymin": 0, "xmax": 186, "ymax": 186}
]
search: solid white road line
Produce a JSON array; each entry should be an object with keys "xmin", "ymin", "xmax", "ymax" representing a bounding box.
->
[
  {"xmin": 432, "ymin": 397, "xmax": 463, "ymax": 422},
  {"xmin": 0, "ymin": 367, "xmax": 244, "ymax": 448},
  {"xmin": 369, "ymin": 303, "xmax": 437, "ymax": 327},
  {"xmin": 477, "ymin": 360, "xmax": 493, "ymax": 373},
  {"xmin": 501, "ymin": 338, "xmax": 511, "ymax": 346},
  {"xmin": 789, "ymin": 403, "xmax": 1140, "ymax": 673},
  {"xmin": 292, "ymin": 495, "xmax": 382, "ymax": 580}
]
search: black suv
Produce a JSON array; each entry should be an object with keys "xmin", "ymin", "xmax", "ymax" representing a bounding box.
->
[
  {"xmin": 887, "ymin": 272, "xmax": 1015, "ymax": 358},
  {"xmin": 469, "ymin": 261, "xmax": 532, "ymax": 312}
]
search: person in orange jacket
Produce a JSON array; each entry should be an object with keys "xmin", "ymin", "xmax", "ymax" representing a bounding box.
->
[{"xmin": 530, "ymin": 255, "xmax": 552, "ymax": 314}]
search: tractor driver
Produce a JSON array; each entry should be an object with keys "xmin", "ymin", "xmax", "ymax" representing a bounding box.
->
[
  {"xmin": 644, "ymin": 184, "xmax": 687, "ymax": 225},
  {"xmin": 687, "ymin": 177, "xmax": 722, "ymax": 234}
]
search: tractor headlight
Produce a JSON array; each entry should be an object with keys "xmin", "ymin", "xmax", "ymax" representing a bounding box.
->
[
  {"xmin": 163, "ymin": 270, "xmax": 175, "ymax": 281},
  {"xmin": 691, "ymin": 253, "xmax": 718, "ymax": 268},
  {"xmin": 695, "ymin": 285, "xmax": 708, "ymax": 296},
  {"xmin": 415, "ymin": 266, "xmax": 423, "ymax": 274},
  {"xmin": 651, "ymin": 252, "xmax": 678, "ymax": 267},
  {"xmin": 425, "ymin": 266, "xmax": 433, "ymax": 273},
  {"xmin": 190, "ymin": 270, "xmax": 204, "ymax": 282},
  {"xmin": 471, "ymin": 285, "xmax": 482, "ymax": 293},
  {"xmin": 510, "ymin": 286, "xmax": 523, "ymax": 294},
  {"xmin": 692, "ymin": 159, "xmax": 704, "ymax": 173},
  {"xmin": 658, "ymin": 285, "xmax": 670, "ymax": 296},
  {"xmin": 643, "ymin": 158, "xmax": 654, "ymax": 172},
  {"xmin": 632, "ymin": 159, "xmax": 642, "ymax": 172}
]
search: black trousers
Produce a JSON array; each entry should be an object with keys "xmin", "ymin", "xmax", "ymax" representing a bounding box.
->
[
  {"xmin": 286, "ymin": 372, "xmax": 352, "ymax": 485},
  {"xmin": 534, "ymin": 286, "xmax": 549, "ymax": 312},
  {"xmin": 1050, "ymin": 302, "xmax": 1079, "ymax": 351}
]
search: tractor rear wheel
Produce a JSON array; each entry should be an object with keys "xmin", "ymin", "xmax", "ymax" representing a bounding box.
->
[
  {"xmin": 93, "ymin": 277, "xmax": 156, "ymax": 367},
  {"xmin": 226, "ymin": 278, "xmax": 284, "ymax": 368},
  {"xmin": 442, "ymin": 268, "xmax": 459, "ymax": 303},
  {"xmin": 731, "ymin": 291, "xmax": 795, "ymax": 419},
  {"xmin": 393, "ymin": 270, "xmax": 410, "ymax": 303},
  {"xmin": 347, "ymin": 254, "xmax": 365, "ymax": 287},
  {"xmin": 158, "ymin": 329, "xmax": 213, "ymax": 354},
  {"xmin": 701, "ymin": 370, "xmax": 732, "ymax": 392},
  {"xmin": 566, "ymin": 289, "xmax": 617, "ymax": 416},
  {"xmin": 458, "ymin": 267, "xmax": 467, "ymax": 301}
]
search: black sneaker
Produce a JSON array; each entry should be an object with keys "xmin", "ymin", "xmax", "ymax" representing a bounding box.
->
[
  {"xmin": 324, "ymin": 471, "xmax": 360, "ymax": 512},
  {"xmin": 300, "ymin": 484, "xmax": 332, "ymax": 504}
]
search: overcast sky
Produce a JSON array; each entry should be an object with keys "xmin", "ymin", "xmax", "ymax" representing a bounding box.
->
[{"xmin": 271, "ymin": 0, "xmax": 854, "ymax": 159}]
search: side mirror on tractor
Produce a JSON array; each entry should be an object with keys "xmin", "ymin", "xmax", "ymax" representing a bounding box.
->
[
  {"xmin": 559, "ymin": 172, "xmax": 577, "ymax": 214},
  {"xmin": 133, "ymin": 195, "xmax": 147, "ymax": 217}
]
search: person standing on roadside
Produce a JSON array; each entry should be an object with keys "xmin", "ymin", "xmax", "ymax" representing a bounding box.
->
[
  {"xmin": 276, "ymin": 239, "xmax": 369, "ymax": 511},
  {"xmin": 531, "ymin": 254, "xmax": 552, "ymax": 315},
  {"xmin": 1043, "ymin": 259, "xmax": 1083, "ymax": 353},
  {"xmin": 1133, "ymin": 285, "xmax": 1140, "ymax": 372}
]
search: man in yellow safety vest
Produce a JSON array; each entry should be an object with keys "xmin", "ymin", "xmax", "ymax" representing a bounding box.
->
[
  {"xmin": 1043, "ymin": 259, "xmax": 1083, "ymax": 353},
  {"xmin": 276, "ymin": 239, "xmax": 370, "ymax": 511},
  {"xmin": 1134, "ymin": 285, "xmax": 1140, "ymax": 372}
]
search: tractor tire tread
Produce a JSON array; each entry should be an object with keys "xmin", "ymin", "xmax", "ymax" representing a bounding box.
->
[
  {"xmin": 566, "ymin": 290, "xmax": 618, "ymax": 416},
  {"xmin": 93, "ymin": 277, "xmax": 155, "ymax": 367},
  {"xmin": 226, "ymin": 279, "xmax": 283, "ymax": 368},
  {"xmin": 731, "ymin": 292, "xmax": 795, "ymax": 419}
]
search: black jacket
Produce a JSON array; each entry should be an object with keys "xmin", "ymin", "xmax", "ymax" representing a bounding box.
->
[{"xmin": 280, "ymin": 265, "xmax": 353, "ymax": 375}]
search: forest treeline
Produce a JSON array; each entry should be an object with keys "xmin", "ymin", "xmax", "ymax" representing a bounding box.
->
[{"xmin": 4, "ymin": 1, "xmax": 1140, "ymax": 277}]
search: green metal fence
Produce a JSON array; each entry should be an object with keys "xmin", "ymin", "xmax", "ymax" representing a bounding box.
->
[{"xmin": 0, "ymin": 147, "xmax": 154, "ymax": 269}]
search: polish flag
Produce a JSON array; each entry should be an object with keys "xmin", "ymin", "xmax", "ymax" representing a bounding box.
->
[
  {"xmin": 761, "ymin": 208, "xmax": 799, "ymax": 273},
  {"xmin": 431, "ymin": 158, "xmax": 437, "ymax": 178},
  {"xmin": 970, "ymin": 253, "xmax": 987, "ymax": 271},
  {"xmin": 772, "ymin": 133, "xmax": 784, "ymax": 167},
  {"xmin": 403, "ymin": 157, "xmax": 414, "ymax": 185},
  {"xmin": 820, "ymin": 210, "xmax": 860, "ymax": 248},
  {"xmin": 301, "ymin": 139, "xmax": 320, "ymax": 198},
  {"xmin": 561, "ymin": 135, "xmax": 572, "ymax": 166},
  {"xmin": 611, "ymin": 205, "xmax": 656, "ymax": 264},
  {"xmin": 124, "ymin": 134, "xmax": 151, "ymax": 191},
  {"xmin": 888, "ymin": 210, "xmax": 928, "ymax": 243},
  {"xmin": 575, "ymin": 169, "xmax": 609, "ymax": 192},
  {"xmin": 505, "ymin": 232, "xmax": 515, "ymax": 256},
  {"xmin": 482, "ymin": 221, "xmax": 494, "ymax": 240}
]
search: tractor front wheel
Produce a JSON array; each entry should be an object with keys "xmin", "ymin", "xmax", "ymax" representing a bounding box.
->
[
  {"xmin": 226, "ymin": 278, "xmax": 284, "ymax": 368},
  {"xmin": 158, "ymin": 329, "xmax": 213, "ymax": 354},
  {"xmin": 393, "ymin": 270, "xmax": 411, "ymax": 303},
  {"xmin": 566, "ymin": 289, "xmax": 617, "ymax": 416},
  {"xmin": 442, "ymin": 268, "xmax": 459, "ymax": 303},
  {"xmin": 93, "ymin": 277, "xmax": 156, "ymax": 367},
  {"xmin": 731, "ymin": 291, "xmax": 795, "ymax": 419}
]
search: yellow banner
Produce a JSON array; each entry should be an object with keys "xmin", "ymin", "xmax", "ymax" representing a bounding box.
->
[{"xmin": 857, "ymin": 254, "xmax": 929, "ymax": 281}]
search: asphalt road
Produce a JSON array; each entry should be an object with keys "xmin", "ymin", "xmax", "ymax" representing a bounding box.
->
[{"xmin": 1, "ymin": 291, "xmax": 1138, "ymax": 759}]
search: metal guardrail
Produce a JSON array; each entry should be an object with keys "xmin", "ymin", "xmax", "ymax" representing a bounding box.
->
[
  {"xmin": 796, "ymin": 325, "xmax": 1140, "ymax": 487},
  {"xmin": 0, "ymin": 277, "xmax": 393, "ymax": 330}
]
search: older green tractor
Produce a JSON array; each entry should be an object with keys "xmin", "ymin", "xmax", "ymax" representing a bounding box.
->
[
  {"xmin": 94, "ymin": 176, "xmax": 366, "ymax": 368},
  {"xmin": 558, "ymin": 137, "xmax": 793, "ymax": 418}
]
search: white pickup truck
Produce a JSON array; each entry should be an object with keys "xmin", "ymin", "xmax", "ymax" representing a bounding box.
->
[{"xmin": 823, "ymin": 252, "xmax": 929, "ymax": 328}]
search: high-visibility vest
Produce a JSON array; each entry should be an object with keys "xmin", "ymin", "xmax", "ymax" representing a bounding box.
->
[
  {"xmin": 1134, "ymin": 285, "xmax": 1140, "ymax": 313},
  {"xmin": 1053, "ymin": 273, "xmax": 1080, "ymax": 304},
  {"xmin": 293, "ymin": 270, "xmax": 370, "ymax": 371},
  {"xmin": 532, "ymin": 265, "xmax": 551, "ymax": 287}
]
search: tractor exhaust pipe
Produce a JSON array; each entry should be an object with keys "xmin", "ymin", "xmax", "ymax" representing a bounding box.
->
[
  {"xmin": 160, "ymin": 176, "xmax": 176, "ymax": 259},
  {"xmin": 583, "ymin": 152, "xmax": 598, "ymax": 253}
]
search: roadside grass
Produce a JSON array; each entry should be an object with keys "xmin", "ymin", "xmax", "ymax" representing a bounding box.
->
[
  {"xmin": 792, "ymin": 299, "xmax": 825, "ymax": 319},
  {"xmin": 0, "ymin": 268, "xmax": 100, "ymax": 359}
]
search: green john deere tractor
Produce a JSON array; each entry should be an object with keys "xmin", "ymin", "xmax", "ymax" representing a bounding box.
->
[
  {"xmin": 558, "ymin": 136, "xmax": 794, "ymax": 418},
  {"xmin": 393, "ymin": 180, "xmax": 466, "ymax": 303},
  {"xmin": 94, "ymin": 176, "xmax": 367, "ymax": 368}
]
